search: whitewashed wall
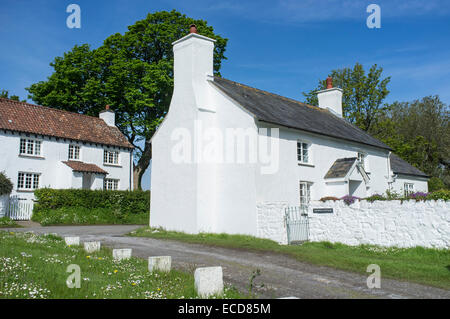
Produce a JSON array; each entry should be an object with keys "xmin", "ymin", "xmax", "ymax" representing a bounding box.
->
[
  {"xmin": 308, "ymin": 200, "xmax": 449, "ymax": 248},
  {"xmin": 0, "ymin": 195, "xmax": 9, "ymax": 218},
  {"xmin": 256, "ymin": 202, "xmax": 289, "ymax": 245}
]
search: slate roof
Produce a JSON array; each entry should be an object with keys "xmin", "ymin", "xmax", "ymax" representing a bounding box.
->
[
  {"xmin": 390, "ymin": 153, "xmax": 429, "ymax": 178},
  {"xmin": 211, "ymin": 77, "xmax": 391, "ymax": 151},
  {"xmin": 0, "ymin": 98, "xmax": 133, "ymax": 149},
  {"xmin": 62, "ymin": 161, "xmax": 108, "ymax": 175},
  {"xmin": 324, "ymin": 158, "xmax": 357, "ymax": 179}
]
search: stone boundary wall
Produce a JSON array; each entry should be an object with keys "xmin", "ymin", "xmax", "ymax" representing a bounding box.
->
[
  {"xmin": 256, "ymin": 200, "xmax": 449, "ymax": 248},
  {"xmin": 309, "ymin": 200, "xmax": 449, "ymax": 248}
]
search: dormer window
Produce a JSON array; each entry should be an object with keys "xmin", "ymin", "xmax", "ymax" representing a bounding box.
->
[
  {"xmin": 68, "ymin": 145, "xmax": 80, "ymax": 160},
  {"xmin": 104, "ymin": 149, "xmax": 119, "ymax": 165},
  {"xmin": 297, "ymin": 141, "xmax": 310, "ymax": 164},
  {"xmin": 19, "ymin": 138, "xmax": 42, "ymax": 157}
]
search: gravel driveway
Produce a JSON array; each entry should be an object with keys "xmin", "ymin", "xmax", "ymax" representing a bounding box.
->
[{"xmin": 4, "ymin": 225, "xmax": 449, "ymax": 299}]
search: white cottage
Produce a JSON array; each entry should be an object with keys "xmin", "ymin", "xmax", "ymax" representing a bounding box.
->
[
  {"xmin": 0, "ymin": 99, "xmax": 134, "ymax": 209},
  {"xmin": 150, "ymin": 26, "xmax": 429, "ymax": 236}
]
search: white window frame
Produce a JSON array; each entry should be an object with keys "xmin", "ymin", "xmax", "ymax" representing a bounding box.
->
[
  {"xmin": 19, "ymin": 138, "xmax": 42, "ymax": 157},
  {"xmin": 103, "ymin": 149, "xmax": 119, "ymax": 165},
  {"xmin": 357, "ymin": 152, "xmax": 368, "ymax": 171},
  {"xmin": 104, "ymin": 178, "xmax": 119, "ymax": 191},
  {"xmin": 297, "ymin": 140, "xmax": 311, "ymax": 164},
  {"xmin": 17, "ymin": 172, "xmax": 40, "ymax": 191},
  {"xmin": 404, "ymin": 183, "xmax": 414, "ymax": 197},
  {"xmin": 68, "ymin": 144, "xmax": 81, "ymax": 160},
  {"xmin": 299, "ymin": 181, "xmax": 312, "ymax": 207}
]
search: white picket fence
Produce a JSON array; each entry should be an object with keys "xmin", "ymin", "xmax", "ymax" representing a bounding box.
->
[{"xmin": 5, "ymin": 197, "xmax": 34, "ymax": 221}]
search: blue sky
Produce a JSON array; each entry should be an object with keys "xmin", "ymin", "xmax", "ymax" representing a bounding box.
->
[{"xmin": 1, "ymin": 0, "xmax": 450, "ymax": 190}]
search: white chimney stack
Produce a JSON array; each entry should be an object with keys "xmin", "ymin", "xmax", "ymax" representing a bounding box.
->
[
  {"xmin": 99, "ymin": 105, "xmax": 115, "ymax": 126},
  {"xmin": 172, "ymin": 24, "xmax": 216, "ymax": 111},
  {"xmin": 317, "ymin": 77, "xmax": 343, "ymax": 117}
]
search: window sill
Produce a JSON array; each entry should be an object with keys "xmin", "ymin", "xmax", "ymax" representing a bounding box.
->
[
  {"xmin": 103, "ymin": 163, "xmax": 122, "ymax": 168},
  {"xmin": 298, "ymin": 162, "xmax": 315, "ymax": 168},
  {"xmin": 16, "ymin": 189, "xmax": 37, "ymax": 193},
  {"xmin": 19, "ymin": 154, "xmax": 45, "ymax": 159}
]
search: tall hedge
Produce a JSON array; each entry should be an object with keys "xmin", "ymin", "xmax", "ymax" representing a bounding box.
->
[
  {"xmin": 33, "ymin": 188, "xmax": 150, "ymax": 215},
  {"xmin": 0, "ymin": 172, "xmax": 13, "ymax": 196}
]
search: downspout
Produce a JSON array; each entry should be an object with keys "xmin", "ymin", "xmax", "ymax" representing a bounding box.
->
[{"xmin": 129, "ymin": 149, "xmax": 133, "ymax": 191}]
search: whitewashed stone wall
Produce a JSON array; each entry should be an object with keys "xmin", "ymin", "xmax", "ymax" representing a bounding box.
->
[
  {"xmin": 308, "ymin": 200, "xmax": 450, "ymax": 248},
  {"xmin": 256, "ymin": 202, "xmax": 289, "ymax": 245},
  {"xmin": 0, "ymin": 195, "xmax": 9, "ymax": 218}
]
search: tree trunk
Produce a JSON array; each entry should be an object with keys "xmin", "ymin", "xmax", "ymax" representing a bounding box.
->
[{"xmin": 133, "ymin": 140, "xmax": 152, "ymax": 190}]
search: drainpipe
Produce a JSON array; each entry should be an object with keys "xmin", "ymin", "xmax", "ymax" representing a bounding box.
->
[{"xmin": 129, "ymin": 149, "xmax": 133, "ymax": 191}]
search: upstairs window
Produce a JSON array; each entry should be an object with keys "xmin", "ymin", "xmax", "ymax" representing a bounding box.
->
[
  {"xmin": 68, "ymin": 145, "xmax": 80, "ymax": 160},
  {"xmin": 104, "ymin": 178, "xmax": 119, "ymax": 191},
  {"xmin": 20, "ymin": 139, "xmax": 41, "ymax": 156},
  {"xmin": 104, "ymin": 150, "xmax": 119, "ymax": 165},
  {"xmin": 297, "ymin": 141, "xmax": 310, "ymax": 164},
  {"xmin": 404, "ymin": 183, "xmax": 414, "ymax": 197},
  {"xmin": 17, "ymin": 172, "xmax": 40, "ymax": 190}
]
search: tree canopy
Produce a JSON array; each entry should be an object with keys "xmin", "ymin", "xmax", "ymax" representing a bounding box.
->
[
  {"xmin": 27, "ymin": 10, "xmax": 228, "ymax": 189},
  {"xmin": 303, "ymin": 63, "xmax": 391, "ymax": 133}
]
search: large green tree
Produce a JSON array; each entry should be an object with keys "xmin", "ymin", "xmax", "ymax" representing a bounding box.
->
[
  {"xmin": 27, "ymin": 10, "xmax": 228, "ymax": 189},
  {"xmin": 303, "ymin": 63, "xmax": 391, "ymax": 133},
  {"xmin": 375, "ymin": 96, "xmax": 449, "ymax": 187}
]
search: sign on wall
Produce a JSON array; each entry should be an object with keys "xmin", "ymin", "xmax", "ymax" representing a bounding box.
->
[{"xmin": 313, "ymin": 208, "xmax": 333, "ymax": 214}]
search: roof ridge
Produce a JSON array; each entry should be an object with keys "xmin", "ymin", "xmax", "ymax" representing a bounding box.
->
[
  {"xmin": 213, "ymin": 76, "xmax": 325, "ymax": 112},
  {"xmin": 0, "ymin": 97, "xmax": 104, "ymax": 121}
]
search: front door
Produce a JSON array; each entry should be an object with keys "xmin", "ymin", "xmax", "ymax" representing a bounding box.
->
[{"xmin": 82, "ymin": 173, "xmax": 93, "ymax": 190}]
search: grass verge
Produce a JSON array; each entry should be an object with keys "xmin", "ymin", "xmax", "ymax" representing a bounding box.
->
[
  {"xmin": 0, "ymin": 217, "xmax": 20, "ymax": 228},
  {"xmin": 0, "ymin": 231, "xmax": 243, "ymax": 299},
  {"xmin": 129, "ymin": 227, "xmax": 450, "ymax": 290}
]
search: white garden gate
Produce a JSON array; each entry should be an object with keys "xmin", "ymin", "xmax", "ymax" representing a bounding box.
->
[
  {"xmin": 7, "ymin": 197, "xmax": 34, "ymax": 221},
  {"xmin": 285, "ymin": 206, "xmax": 309, "ymax": 244}
]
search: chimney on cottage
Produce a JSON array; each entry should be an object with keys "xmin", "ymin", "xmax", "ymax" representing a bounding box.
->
[
  {"xmin": 316, "ymin": 77, "xmax": 343, "ymax": 117},
  {"xmin": 99, "ymin": 105, "xmax": 115, "ymax": 126},
  {"xmin": 171, "ymin": 24, "xmax": 216, "ymax": 96}
]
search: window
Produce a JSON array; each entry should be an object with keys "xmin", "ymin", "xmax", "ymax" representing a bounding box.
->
[
  {"xmin": 104, "ymin": 149, "xmax": 119, "ymax": 165},
  {"xmin": 68, "ymin": 145, "xmax": 80, "ymax": 160},
  {"xmin": 17, "ymin": 172, "xmax": 40, "ymax": 190},
  {"xmin": 104, "ymin": 178, "xmax": 119, "ymax": 190},
  {"xmin": 357, "ymin": 152, "xmax": 367, "ymax": 170},
  {"xmin": 299, "ymin": 182, "xmax": 312, "ymax": 207},
  {"xmin": 297, "ymin": 141, "xmax": 310, "ymax": 164},
  {"xmin": 404, "ymin": 183, "xmax": 414, "ymax": 197},
  {"xmin": 19, "ymin": 138, "xmax": 41, "ymax": 156}
]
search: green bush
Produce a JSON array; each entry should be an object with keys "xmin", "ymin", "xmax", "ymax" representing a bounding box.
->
[
  {"xmin": 0, "ymin": 172, "xmax": 13, "ymax": 196},
  {"xmin": 32, "ymin": 188, "xmax": 150, "ymax": 225},
  {"xmin": 427, "ymin": 189, "xmax": 450, "ymax": 201},
  {"xmin": 365, "ymin": 194, "xmax": 387, "ymax": 202},
  {"xmin": 428, "ymin": 177, "xmax": 446, "ymax": 192}
]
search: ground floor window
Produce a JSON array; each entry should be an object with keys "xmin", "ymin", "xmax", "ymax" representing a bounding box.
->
[
  {"xmin": 404, "ymin": 183, "xmax": 414, "ymax": 197},
  {"xmin": 17, "ymin": 172, "xmax": 40, "ymax": 190},
  {"xmin": 299, "ymin": 181, "xmax": 312, "ymax": 207},
  {"xmin": 104, "ymin": 178, "xmax": 119, "ymax": 191}
]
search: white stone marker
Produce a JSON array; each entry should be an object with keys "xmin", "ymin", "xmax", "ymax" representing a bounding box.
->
[
  {"xmin": 112, "ymin": 248, "xmax": 132, "ymax": 261},
  {"xmin": 194, "ymin": 266, "xmax": 223, "ymax": 298},
  {"xmin": 84, "ymin": 241, "xmax": 101, "ymax": 253},
  {"xmin": 148, "ymin": 256, "xmax": 171, "ymax": 273},
  {"xmin": 64, "ymin": 236, "xmax": 80, "ymax": 246}
]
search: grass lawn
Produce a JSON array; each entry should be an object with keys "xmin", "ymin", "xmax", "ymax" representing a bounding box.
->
[
  {"xmin": 0, "ymin": 231, "xmax": 243, "ymax": 299},
  {"xmin": 0, "ymin": 217, "xmax": 20, "ymax": 228},
  {"xmin": 129, "ymin": 227, "xmax": 450, "ymax": 290}
]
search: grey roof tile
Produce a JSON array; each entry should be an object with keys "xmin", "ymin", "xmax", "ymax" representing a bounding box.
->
[
  {"xmin": 211, "ymin": 77, "xmax": 391, "ymax": 150},
  {"xmin": 390, "ymin": 153, "xmax": 429, "ymax": 178},
  {"xmin": 324, "ymin": 158, "xmax": 357, "ymax": 179}
]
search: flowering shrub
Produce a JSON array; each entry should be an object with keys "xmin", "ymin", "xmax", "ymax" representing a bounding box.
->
[
  {"xmin": 365, "ymin": 194, "xmax": 386, "ymax": 202},
  {"xmin": 340, "ymin": 195, "xmax": 359, "ymax": 205},
  {"xmin": 320, "ymin": 196, "xmax": 340, "ymax": 202},
  {"xmin": 407, "ymin": 192, "xmax": 429, "ymax": 201}
]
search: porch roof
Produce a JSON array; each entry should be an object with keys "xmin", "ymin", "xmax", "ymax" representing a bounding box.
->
[
  {"xmin": 62, "ymin": 161, "xmax": 108, "ymax": 175},
  {"xmin": 324, "ymin": 158, "xmax": 357, "ymax": 179}
]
